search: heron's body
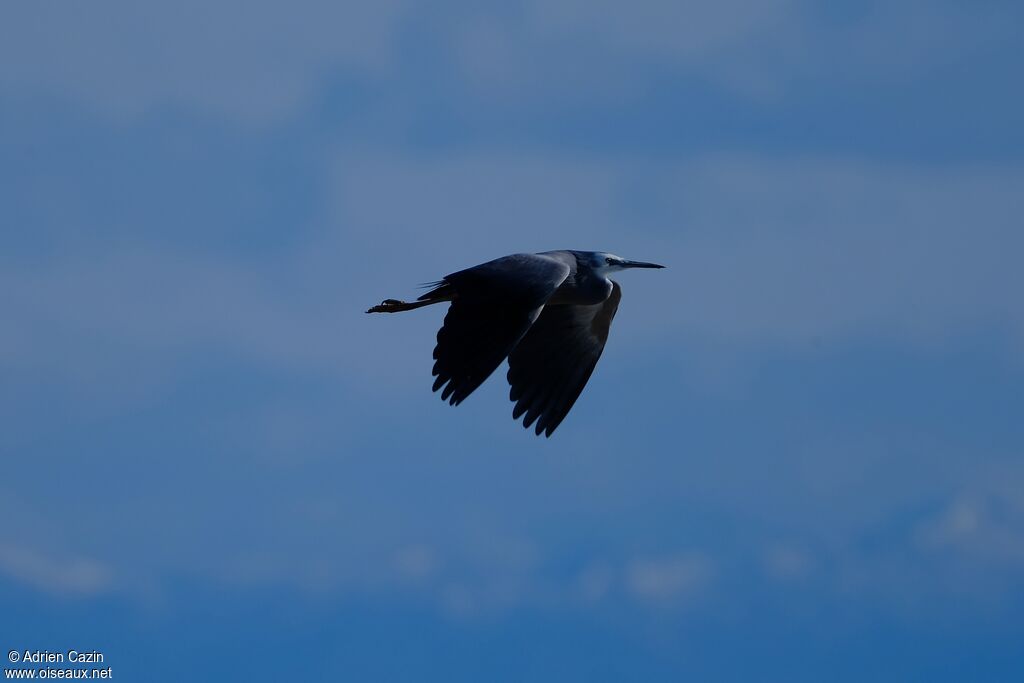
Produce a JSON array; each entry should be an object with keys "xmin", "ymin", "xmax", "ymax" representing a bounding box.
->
[
  {"xmin": 367, "ymin": 250, "xmax": 664, "ymax": 436},
  {"xmin": 543, "ymin": 251, "xmax": 614, "ymax": 305}
]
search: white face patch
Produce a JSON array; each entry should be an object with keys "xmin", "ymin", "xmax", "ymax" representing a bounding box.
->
[{"xmin": 593, "ymin": 252, "xmax": 625, "ymax": 277}]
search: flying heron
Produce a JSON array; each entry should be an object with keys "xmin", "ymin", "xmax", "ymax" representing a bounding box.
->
[{"xmin": 367, "ymin": 250, "xmax": 664, "ymax": 437}]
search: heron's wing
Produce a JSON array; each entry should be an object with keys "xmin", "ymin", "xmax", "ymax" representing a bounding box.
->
[
  {"xmin": 507, "ymin": 281, "xmax": 622, "ymax": 437},
  {"xmin": 432, "ymin": 254, "xmax": 571, "ymax": 406}
]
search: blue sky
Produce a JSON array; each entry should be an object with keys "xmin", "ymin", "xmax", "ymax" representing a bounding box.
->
[{"xmin": 2, "ymin": 1, "xmax": 1023, "ymax": 680}]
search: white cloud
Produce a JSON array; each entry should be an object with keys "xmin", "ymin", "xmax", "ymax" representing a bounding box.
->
[
  {"xmin": 0, "ymin": 544, "xmax": 113, "ymax": 597},
  {"xmin": 917, "ymin": 488, "xmax": 1024, "ymax": 567},
  {"xmin": 626, "ymin": 552, "xmax": 712, "ymax": 604},
  {"xmin": 455, "ymin": 0, "xmax": 801, "ymax": 102},
  {"xmin": 0, "ymin": 1, "xmax": 405, "ymax": 124},
  {"xmin": 456, "ymin": 0, "xmax": 1018, "ymax": 102},
  {"xmin": 654, "ymin": 157, "xmax": 1024, "ymax": 351},
  {"xmin": 763, "ymin": 544, "xmax": 813, "ymax": 581},
  {"xmin": 527, "ymin": 0, "xmax": 799, "ymax": 60},
  {"xmin": 329, "ymin": 151, "xmax": 622, "ymax": 269},
  {"xmin": 0, "ymin": 248, "xmax": 343, "ymax": 378},
  {"xmin": 394, "ymin": 544, "xmax": 441, "ymax": 582},
  {"xmin": 440, "ymin": 583, "xmax": 479, "ymax": 618}
]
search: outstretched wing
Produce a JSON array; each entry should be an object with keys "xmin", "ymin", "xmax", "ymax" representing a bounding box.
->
[
  {"xmin": 431, "ymin": 253, "xmax": 571, "ymax": 406},
  {"xmin": 507, "ymin": 281, "xmax": 622, "ymax": 437}
]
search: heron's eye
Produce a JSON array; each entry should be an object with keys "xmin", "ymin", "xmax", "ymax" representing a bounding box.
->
[{"xmin": 605, "ymin": 257, "xmax": 614, "ymax": 265}]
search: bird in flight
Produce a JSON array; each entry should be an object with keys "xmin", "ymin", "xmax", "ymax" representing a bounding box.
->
[{"xmin": 367, "ymin": 250, "xmax": 664, "ymax": 437}]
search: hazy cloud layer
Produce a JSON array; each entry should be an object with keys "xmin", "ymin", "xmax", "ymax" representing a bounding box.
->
[
  {"xmin": 5, "ymin": 153, "xmax": 1021, "ymax": 414},
  {"xmin": 0, "ymin": 1, "xmax": 404, "ymax": 123},
  {"xmin": 2, "ymin": 1, "xmax": 1022, "ymax": 680}
]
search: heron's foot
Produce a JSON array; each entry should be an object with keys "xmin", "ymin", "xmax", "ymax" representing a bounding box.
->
[{"xmin": 366, "ymin": 299, "xmax": 410, "ymax": 313}]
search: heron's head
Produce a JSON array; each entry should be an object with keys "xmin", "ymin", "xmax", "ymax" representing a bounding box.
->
[{"xmin": 589, "ymin": 252, "xmax": 665, "ymax": 277}]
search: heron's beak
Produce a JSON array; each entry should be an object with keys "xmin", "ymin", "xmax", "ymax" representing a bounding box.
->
[{"xmin": 620, "ymin": 260, "xmax": 665, "ymax": 269}]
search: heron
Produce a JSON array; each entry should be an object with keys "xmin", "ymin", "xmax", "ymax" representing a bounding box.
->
[{"xmin": 367, "ymin": 250, "xmax": 665, "ymax": 437}]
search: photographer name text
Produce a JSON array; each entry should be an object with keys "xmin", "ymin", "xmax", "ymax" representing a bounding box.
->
[{"xmin": 11, "ymin": 651, "xmax": 104, "ymax": 664}]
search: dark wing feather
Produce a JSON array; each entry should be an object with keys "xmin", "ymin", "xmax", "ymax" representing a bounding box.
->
[
  {"xmin": 431, "ymin": 254, "xmax": 570, "ymax": 405},
  {"xmin": 507, "ymin": 281, "xmax": 622, "ymax": 437}
]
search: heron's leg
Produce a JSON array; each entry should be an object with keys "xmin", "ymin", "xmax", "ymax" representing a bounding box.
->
[{"xmin": 366, "ymin": 298, "xmax": 437, "ymax": 314}]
